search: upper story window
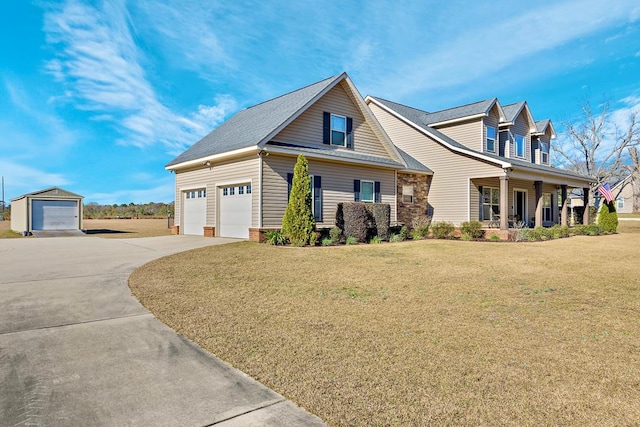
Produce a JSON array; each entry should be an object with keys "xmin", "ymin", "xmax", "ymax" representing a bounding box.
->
[
  {"xmin": 540, "ymin": 142, "xmax": 549, "ymax": 164},
  {"xmin": 323, "ymin": 112, "xmax": 353, "ymax": 148},
  {"xmin": 515, "ymin": 134, "xmax": 526, "ymax": 158},
  {"xmin": 331, "ymin": 114, "xmax": 347, "ymax": 146},
  {"xmin": 486, "ymin": 126, "xmax": 497, "ymax": 153}
]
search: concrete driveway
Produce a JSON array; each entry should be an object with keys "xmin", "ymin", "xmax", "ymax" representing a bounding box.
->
[{"xmin": 0, "ymin": 236, "xmax": 326, "ymax": 426}]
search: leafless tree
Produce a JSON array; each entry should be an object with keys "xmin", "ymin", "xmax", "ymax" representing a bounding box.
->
[
  {"xmin": 553, "ymin": 100, "xmax": 639, "ymax": 203},
  {"xmin": 627, "ymin": 147, "xmax": 640, "ymax": 212}
]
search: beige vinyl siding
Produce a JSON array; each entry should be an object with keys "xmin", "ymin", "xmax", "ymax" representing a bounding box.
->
[
  {"xmin": 435, "ymin": 119, "xmax": 483, "ymax": 152},
  {"xmin": 262, "ymin": 154, "xmax": 396, "ymax": 227},
  {"xmin": 369, "ymin": 103, "xmax": 501, "ymax": 225},
  {"xmin": 511, "ymin": 113, "xmax": 531, "ymax": 161},
  {"xmin": 10, "ymin": 197, "xmax": 27, "ymax": 233},
  {"xmin": 273, "ymin": 81, "xmax": 392, "ymax": 158},
  {"xmin": 174, "ymin": 156, "xmax": 259, "ymax": 231},
  {"xmin": 482, "ymin": 108, "xmax": 500, "ymax": 154},
  {"xmin": 614, "ymin": 179, "xmax": 633, "ymax": 214}
]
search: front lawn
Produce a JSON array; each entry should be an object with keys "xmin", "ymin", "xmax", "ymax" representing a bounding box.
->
[{"xmin": 130, "ymin": 231, "xmax": 640, "ymax": 426}]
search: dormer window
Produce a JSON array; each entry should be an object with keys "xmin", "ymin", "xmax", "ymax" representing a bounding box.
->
[
  {"xmin": 515, "ymin": 134, "xmax": 526, "ymax": 158},
  {"xmin": 486, "ymin": 126, "xmax": 497, "ymax": 153},
  {"xmin": 540, "ymin": 142, "xmax": 549, "ymax": 164}
]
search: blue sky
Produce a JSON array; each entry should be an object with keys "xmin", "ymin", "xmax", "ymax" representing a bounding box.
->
[{"xmin": 1, "ymin": 0, "xmax": 639, "ymax": 204}]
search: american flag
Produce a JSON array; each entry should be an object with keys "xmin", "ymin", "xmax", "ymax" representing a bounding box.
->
[{"xmin": 598, "ymin": 182, "xmax": 614, "ymax": 203}]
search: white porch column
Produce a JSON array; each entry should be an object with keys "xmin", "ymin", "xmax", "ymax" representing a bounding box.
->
[
  {"xmin": 534, "ymin": 180, "xmax": 543, "ymax": 228},
  {"xmin": 561, "ymin": 185, "xmax": 568, "ymax": 227},
  {"xmin": 499, "ymin": 175, "xmax": 509, "ymax": 230},
  {"xmin": 582, "ymin": 187, "xmax": 590, "ymax": 224}
]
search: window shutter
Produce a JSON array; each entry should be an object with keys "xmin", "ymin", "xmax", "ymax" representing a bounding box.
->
[
  {"xmin": 374, "ymin": 181, "xmax": 381, "ymax": 203},
  {"xmin": 287, "ymin": 173, "xmax": 293, "ymax": 200},
  {"xmin": 323, "ymin": 112, "xmax": 330, "ymax": 145},
  {"xmin": 346, "ymin": 117, "xmax": 353, "ymax": 149},
  {"xmin": 314, "ymin": 176, "xmax": 322, "ymax": 222},
  {"xmin": 354, "ymin": 179, "xmax": 361, "ymax": 202},
  {"xmin": 478, "ymin": 185, "xmax": 483, "ymax": 220}
]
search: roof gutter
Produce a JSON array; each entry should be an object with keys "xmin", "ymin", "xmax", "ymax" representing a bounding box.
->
[
  {"xmin": 165, "ymin": 146, "xmax": 260, "ymax": 171},
  {"xmin": 264, "ymin": 145, "xmax": 405, "ymax": 170},
  {"xmin": 427, "ymin": 112, "xmax": 487, "ymax": 127},
  {"xmin": 367, "ymin": 97, "xmax": 511, "ymax": 169}
]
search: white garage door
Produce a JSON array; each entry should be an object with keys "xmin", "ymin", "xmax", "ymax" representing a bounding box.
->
[
  {"xmin": 32, "ymin": 200, "xmax": 79, "ymax": 230},
  {"xmin": 219, "ymin": 184, "xmax": 251, "ymax": 239},
  {"xmin": 182, "ymin": 189, "xmax": 207, "ymax": 235}
]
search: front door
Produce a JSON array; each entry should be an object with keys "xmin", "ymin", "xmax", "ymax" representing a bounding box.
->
[{"xmin": 514, "ymin": 190, "xmax": 527, "ymax": 223}]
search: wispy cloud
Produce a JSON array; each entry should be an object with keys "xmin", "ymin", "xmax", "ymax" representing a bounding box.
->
[
  {"xmin": 43, "ymin": 0, "xmax": 236, "ymax": 152},
  {"xmin": 369, "ymin": 0, "xmax": 640, "ymax": 98},
  {"xmin": 0, "ymin": 160, "xmax": 71, "ymax": 200}
]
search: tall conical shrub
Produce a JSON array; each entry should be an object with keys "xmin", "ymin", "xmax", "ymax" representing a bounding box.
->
[
  {"xmin": 282, "ymin": 154, "xmax": 316, "ymax": 245},
  {"xmin": 597, "ymin": 200, "xmax": 618, "ymax": 233}
]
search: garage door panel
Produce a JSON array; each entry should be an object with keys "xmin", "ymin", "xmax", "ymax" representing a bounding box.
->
[
  {"xmin": 183, "ymin": 189, "xmax": 207, "ymax": 235},
  {"xmin": 32, "ymin": 200, "xmax": 78, "ymax": 230},
  {"xmin": 219, "ymin": 184, "xmax": 251, "ymax": 239}
]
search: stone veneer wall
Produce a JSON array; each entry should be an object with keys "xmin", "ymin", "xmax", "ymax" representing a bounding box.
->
[{"xmin": 397, "ymin": 173, "xmax": 430, "ymax": 226}]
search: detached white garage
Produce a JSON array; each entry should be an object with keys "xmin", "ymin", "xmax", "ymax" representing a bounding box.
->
[{"xmin": 11, "ymin": 187, "xmax": 84, "ymax": 235}]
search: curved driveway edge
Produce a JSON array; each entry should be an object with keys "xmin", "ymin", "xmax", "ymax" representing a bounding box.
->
[{"xmin": 0, "ymin": 236, "xmax": 326, "ymax": 426}]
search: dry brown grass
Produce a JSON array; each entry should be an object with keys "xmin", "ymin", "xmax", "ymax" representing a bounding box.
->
[
  {"xmin": 84, "ymin": 218, "xmax": 171, "ymax": 238},
  {"xmin": 0, "ymin": 219, "xmax": 21, "ymax": 238},
  {"xmin": 131, "ymin": 227, "xmax": 640, "ymax": 425}
]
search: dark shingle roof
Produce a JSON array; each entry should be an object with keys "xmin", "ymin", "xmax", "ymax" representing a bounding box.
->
[
  {"xmin": 535, "ymin": 119, "xmax": 551, "ymax": 133},
  {"xmin": 370, "ymin": 97, "xmax": 592, "ymax": 182},
  {"xmin": 166, "ymin": 74, "xmax": 344, "ymax": 167},
  {"xmin": 502, "ymin": 102, "xmax": 525, "ymax": 123},
  {"xmin": 422, "ymin": 98, "xmax": 498, "ymax": 125}
]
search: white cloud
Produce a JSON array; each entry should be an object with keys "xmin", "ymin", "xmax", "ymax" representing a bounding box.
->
[
  {"xmin": 0, "ymin": 160, "xmax": 71, "ymax": 201},
  {"xmin": 370, "ymin": 0, "xmax": 640, "ymax": 97},
  {"xmin": 43, "ymin": 0, "xmax": 236, "ymax": 152}
]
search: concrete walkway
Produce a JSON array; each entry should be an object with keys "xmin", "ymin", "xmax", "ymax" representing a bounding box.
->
[{"xmin": 0, "ymin": 236, "xmax": 326, "ymax": 426}]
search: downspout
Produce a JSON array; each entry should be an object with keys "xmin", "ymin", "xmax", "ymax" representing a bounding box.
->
[{"xmin": 258, "ymin": 151, "xmax": 263, "ymax": 228}]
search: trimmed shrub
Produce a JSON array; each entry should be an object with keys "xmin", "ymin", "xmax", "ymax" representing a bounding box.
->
[
  {"xmin": 598, "ymin": 201, "xmax": 619, "ymax": 233},
  {"xmin": 399, "ymin": 226, "xmax": 409, "ymax": 241},
  {"xmin": 490, "ymin": 234, "xmax": 501, "ymax": 242},
  {"xmin": 321, "ymin": 238, "xmax": 333, "ymax": 246},
  {"xmin": 573, "ymin": 224, "xmax": 604, "ymax": 236},
  {"xmin": 364, "ymin": 203, "xmax": 391, "ymax": 240},
  {"xmin": 341, "ymin": 203, "xmax": 370, "ymax": 243},
  {"xmin": 336, "ymin": 202, "xmax": 391, "ymax": 242},
  {"xmin": 281, "ymin": 154, "xmax": 315, "ymax": 246},
  {"xmin": 329, "ymin": 226, "xmax": 343, "ymax": 244},
  {"xmin": 460, "ymin": 221, "xmax": 484, "ymax": 239},
  {"xmin": 411, "ymin": 216, "xmax": 431, "ymax": 239},
  {"xmin": 431, "ymin": 221, "xmax": 455, "ymax": 239},
  {"xmin": 549, "ymin": 224, "xmax": 570, "ymax": 239}
]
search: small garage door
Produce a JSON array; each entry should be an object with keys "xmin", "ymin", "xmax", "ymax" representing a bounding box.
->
[
  {"xmin": 32, "ymin": 200, "xmax": 79, "ymax": 230},
  {"xmin": 182, "ymin": 189, "xmax": 207, "ymax": 235},
  {"xmin": 219, "ymin": 184, "xmax": 251, "ymax": 239}
]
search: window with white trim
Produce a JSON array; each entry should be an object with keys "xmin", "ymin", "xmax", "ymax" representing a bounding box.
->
[
  {"xmin": 482, "ymin": 187, "xmax": 500, "ymax": 220},
  {"xmin": 515, "ymin": 134, "xmax": 526, "ymax": 158},
  {"xmin": 540, "ymin": 142, "xmax": 549, "ymax": 164},
  {"xmin": 246, "ymin": 184, "xmax": 252, "ymax": 194},
  {"xmin": 486, "ymin": 126, "xmax": 497, "ymax": 153},
  {"xmin": 542, "ymin": 193, "xmax": 552, "ymax": 222},
  {"xmin": 617, "ymin": 197, "xmax": 624, "ymax": 209},
  {"xmin": 331, "ymin": 114, "xmax": 347, "ymax": 146},
  {"xmin": 402, "ymin": 185, "xmax": 414, "ymax": 203},
  {"xmin": 238, "ymin": 186, "xmax": 244, "ymax": 195},
  {"xmin": 360, "ymin": 180, "xmax": 375, "ymax": 203}
]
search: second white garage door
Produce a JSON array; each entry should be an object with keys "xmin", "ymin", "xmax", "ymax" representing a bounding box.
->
[{"xmin": 218, "ymin": 184, "xmax": 251, "ymax": 239}]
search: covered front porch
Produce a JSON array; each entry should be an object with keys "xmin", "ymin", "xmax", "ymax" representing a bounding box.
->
[{"xmin": 471, "ymin": 172, "xmax": 592, "ymax": 230}]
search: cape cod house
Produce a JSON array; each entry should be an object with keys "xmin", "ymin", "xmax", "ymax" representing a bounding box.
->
[{"xmin": 167, "ymin": 72, "xmax": 593, "ymax": 239}]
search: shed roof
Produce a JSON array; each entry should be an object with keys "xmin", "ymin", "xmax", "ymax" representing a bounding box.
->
[{"xmin": 11, "ymin": 187, "xmax": 84, "ymax": 202}]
